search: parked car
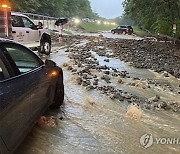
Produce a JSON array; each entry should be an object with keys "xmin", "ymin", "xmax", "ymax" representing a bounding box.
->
[
  {"xmin": 0, "ymin": 38, "xmax": 64, "ymax": 154},
  {"xmin": 111, "ymin": 25, "xmax": 133, "ymax": 35},
  {"xmin": 11, "ymin": 12, "xmax": 52, "ymax": 55},
  {"xmin": 0, "ymin": 4, "xmax": 52, "ymax": 55}
]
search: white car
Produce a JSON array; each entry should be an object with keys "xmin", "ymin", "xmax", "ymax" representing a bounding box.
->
[{"xmin": 11, "ymin": 12, "xmax": 51, "ymax": 55}]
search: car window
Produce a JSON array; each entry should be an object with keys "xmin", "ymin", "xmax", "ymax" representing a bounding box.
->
[
  {"xmin": 0, "ymin": 63, "xmax": 4, "ymax": 80},
  {"xmin": 11, "ymin": 15, "xmax": 24, "ymax": 27},
  {"xmin": 22, "ymin": 17, "xmax": 35, "ymax": 28},
  {"xmin": 3, "ymin": 44, "xmax": 41, "ymax": 73},
  {"xmin": 0, "ymin": 67, "xmax": 2, "ymax": 79},
  {"xmin": 120, "ymin": 26, "xmax": 126, "ymax": 28},
  {"xmin": 0, "ymin": 58, "xmax": 10, "ymax": 81}
]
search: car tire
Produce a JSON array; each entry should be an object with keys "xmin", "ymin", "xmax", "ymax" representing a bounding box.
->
[
  {"xmin": 112, "ymin": 31, "xmax": 115, "ymax": 34},
  {"xmin": 51, "ymin": 76, "xmax": 64, "ymax": 108},
  {"xmin": 40, "ymin": 39, "xmax": 51, "ymax": 55}
]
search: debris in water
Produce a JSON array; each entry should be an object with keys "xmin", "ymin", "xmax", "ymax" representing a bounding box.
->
[
  {"xmin": 37, "ymin": 116, "xmax": 58, "ymax": 127},
  {"xmin": 148, "ymin": 95, "xmax": 160, "ymax": 102},
  {"xmin": 127, "ymin": 105, "xmax": 142, "ymax": 121}
]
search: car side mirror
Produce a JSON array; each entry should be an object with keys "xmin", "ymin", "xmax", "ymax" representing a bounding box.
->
[
  {"xmin": 45, "ymin": 60, "xmax": 57, "ymax": 67},
  {"xmin": 30, "ymin": 24, "xmax": 38, "ymax": 30}
]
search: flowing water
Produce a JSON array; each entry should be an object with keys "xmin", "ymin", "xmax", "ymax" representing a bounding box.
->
[{"xmin": 16, "ymin": 42, "xmax": 180, "ymax": 154}]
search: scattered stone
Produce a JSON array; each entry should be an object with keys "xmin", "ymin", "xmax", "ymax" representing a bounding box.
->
[
  {"xmin": 37, "ymin": 116, "xmax": 57, "ymax": 127},
  {"xmin": 67, "ymin": 66, "xmax": 73, "ymax": 70},
  {"xmin": 72, "ymin": 69, "xmax": 77, "ymax": 72},
  {"xmin": 122, "ymin": 93, "xmax": 132, "ymax": 99},
  {"xmin": 109, "ymin": 94, "xmax": 115, "ymax": 99},
  {"xmin": 62, "ymin": 35, "xmax": 180, "ymax": 113},
  {"xmin": 76, "ymin": 77, "xmax": 82, "ymax": 85},
  {"xmin": 129, "ymin": 82, "xmax": 136, "ymax": 86},
  {"xmin": 77, "ymin": 63, "xmax": 82, "ymax": 67},
  {"xmin": 118, "ymin": 79, "xmax": 124, "ymax": 84},
  {"xmin": 82, "ymin": 80, "xmax": 91, "ymax": 87},
  {"xmin": 101, "ymin": 75, "xmax": 111, "ymax": 83},
  {"xmin": 163, "ymin": 72, "xmax": 169, "ymax": 77},
  {"xmin": 93, "ymin": 80, "xmax": 98, "ymax": 85},
  {"xmin": 63, "ymin": 63, "xmax": 68, "ymax": 67},
  {"xmin": 104, "ymin": 71, "xmax": 110, "ymax": 75},
  {"xmin": 157, "ymin": 102, "xmax": 168, "ymax": 109},
  {"xmin": 149, "ymin": 95, "xmax": 160, "ymax": 102},
  {"xmin": 104, "ymin": 59, "xmax": 110, "ymax": 62},
  {"xmin": 133, "ymin": 77, "xmax": 140, "ymax": 80},
  {"xmin": 113, "ymin": 93, "xmax": 124, "ymax": 101},
  {"xmin": 86, "ymin": 85, "xmax": 94, "ymax": 91},
  {"xmin": 59, "ymin": 116, "xmax": 64, "ymax": 120}
]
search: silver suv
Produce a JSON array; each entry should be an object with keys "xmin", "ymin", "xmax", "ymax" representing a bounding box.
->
[{"xmin": 11, "ymin": 12, "xmax": 51, "ymax": 55}]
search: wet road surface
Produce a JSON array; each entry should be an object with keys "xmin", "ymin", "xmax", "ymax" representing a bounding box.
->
[
  {"xmin": 67, "ymin": 31, "xmax": 142, "ymax": 40},
  {"xmin": 15, "ymin": 36, "xmax": 180, "ymax": 154}
]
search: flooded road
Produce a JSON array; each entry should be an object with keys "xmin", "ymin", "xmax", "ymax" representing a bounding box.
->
[
  {"xmin": 16, "ymin": 36, "xmax": 180, "ymax": 154},
  {"xmin": 69, "ymin": 31, "xmax": 142, "ymax": 40}
]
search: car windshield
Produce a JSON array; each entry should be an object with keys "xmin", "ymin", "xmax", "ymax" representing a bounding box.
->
[
  {"xmin": 3, "ymin": 43, "xmax": 41, "ymax": 73},
  {"xmin": 3, "ymin": 1, "xmax": 180, "ymax": 154},
  {"xmin": 120, "ymin": 26, "xmax": 127, "ymax": 28}
]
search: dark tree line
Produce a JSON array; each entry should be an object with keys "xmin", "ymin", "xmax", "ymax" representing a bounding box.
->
[
  {"xmin": 8, "ymin": 0, "xmax": 96, "ymax": 18},
  {"xmin": 123, "ymin": 0, "xmax": 180, "ymax": 37}
]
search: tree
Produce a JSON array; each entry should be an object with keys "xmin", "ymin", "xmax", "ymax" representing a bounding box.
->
[
  {"xmin": 123, "ymin": 0, "xmax": 180, "ymax": 37},
  {"xmin": 8, "ymin": 0, "xmax": 97, "ymax": 18}
]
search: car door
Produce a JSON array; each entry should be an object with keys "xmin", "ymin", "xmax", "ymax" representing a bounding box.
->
[
  {"xmin": 116, "ymin": 26, "xmax": 121, "ymax": 33},
  {"xmin": 0, "ymin": 43, "xmax": 52, "ymax": 152},
  {"xmin": 21, "ymin": 16, "xmax": 40, "ymax": 47},
  {"xmin": 11, "ymin": 15, "xmax": 27, "ymax": 43}
]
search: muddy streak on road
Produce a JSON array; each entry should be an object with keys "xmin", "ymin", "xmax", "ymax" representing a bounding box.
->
[{"xmin": 16, "ymin": 37, "xmax": 180, "ymax": 154}]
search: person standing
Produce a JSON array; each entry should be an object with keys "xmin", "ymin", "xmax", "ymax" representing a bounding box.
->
[{"xmin": 57, "ymin": 23, "xmax": 63, "ymax": 44}]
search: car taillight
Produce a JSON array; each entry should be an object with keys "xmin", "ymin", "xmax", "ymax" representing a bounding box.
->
[{"xmin": 50, "ymin": 70, "xmax": 58, "ymax": 77}]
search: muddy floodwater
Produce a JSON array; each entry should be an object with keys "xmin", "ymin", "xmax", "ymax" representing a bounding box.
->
[{"xmin": 16, "ymin": 37, "xmax": 180, "ymax": 154}]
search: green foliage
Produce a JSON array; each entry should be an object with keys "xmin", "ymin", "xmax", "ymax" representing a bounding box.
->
[
  {"xmin": 133, "ymin": 27, "xmax": 148, "ymax": 37},
  {"xmin": 123, "ymin": 0, "xmax": 180, "ymax": 38},
  {"xmin": 113, "ymin": 15, "xmax": 135, "ymax": 26},
  {"xmin": 9, "ymin": 0, "xmax": 41, "ymax": 12},
  {"xmin": 8, "ymin": 0, "xmax": 97, "ymax": 18},
  {"xmin": 79, "ymin": 22, "xmax": 116, "ymax": 33}
]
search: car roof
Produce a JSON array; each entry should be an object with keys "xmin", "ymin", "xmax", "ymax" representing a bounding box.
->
[
  {"xmin": 0, "ymin": 38, "xmax": 23, "ymax": 47},
  {"xmin": 120, "ymin": 25, "xmax": 132, "ymax": 27},
  {"xmin": 11, "ymin": 12, "xmax": 28, "ymax": 18},
  {"xmin": 0, "ymin": 38, "xmax": 15, "ymax": 43}
]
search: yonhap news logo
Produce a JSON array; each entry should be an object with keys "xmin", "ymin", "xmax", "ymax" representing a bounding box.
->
[
  {"xmin": 140, "ymin": 133, "xmax": 180, "ymax": 149},
  {"xmin": 140, "ymin": 134, "xmax": 153, "ymax": 148}
]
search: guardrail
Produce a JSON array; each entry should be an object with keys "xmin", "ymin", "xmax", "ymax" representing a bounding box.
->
[{"xmin": 21, "ymin": 12, "xmax": 59, "ymax": 30}]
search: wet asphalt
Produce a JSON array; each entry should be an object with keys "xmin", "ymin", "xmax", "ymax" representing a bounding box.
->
[{"xmin": 15, "ymin": 33, "xmax": 180, "ymax": 154}]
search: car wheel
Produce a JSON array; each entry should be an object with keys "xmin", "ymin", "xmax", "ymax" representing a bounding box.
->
[
  {"xmin": 51, "ymin": 76, "xmax": 64, "ymax": 108},
  {"xmin": 111, "ymin": 30, "xmax": 115, "ymax": 34},
  {"xmin": 40, "ymin": 39, "xmax": 51, "ymax": 55}
]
